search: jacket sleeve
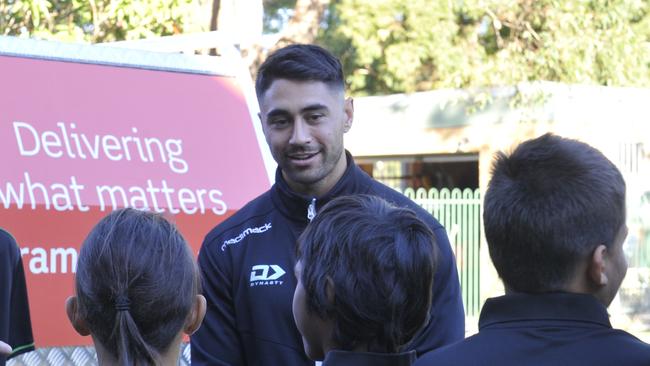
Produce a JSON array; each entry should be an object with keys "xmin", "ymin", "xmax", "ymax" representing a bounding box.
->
[
  {"xmin": 0, "ymin": 230, "xmax": 34, "ymax": 363},
  {"xmin": 8, "ymin": 252, "xmax": 35, "ymax": 360},
  {"xmin": 190, "ymin": 238, "xmax": 245, "ymax": 366},
  {"xmin": 409, "ymin": 225, "xmax": 465, "ymax": 354}
]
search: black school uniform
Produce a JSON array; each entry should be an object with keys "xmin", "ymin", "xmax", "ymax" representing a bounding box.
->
[
  {"xmin": 322, "ymin": 350, "xmax": 416, "ymax": 366},
  {"xmin": 414, "ymin": 292, "xmax": 650, "ymax": 366},
  {"xmin": 0, "ymin": 229, "xmax": 34, "ymax": 365}
]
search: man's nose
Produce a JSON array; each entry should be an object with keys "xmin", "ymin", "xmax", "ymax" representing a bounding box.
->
[{"xmin": 289, "ymin": 120, "xmax": 312, "ymax": 145}]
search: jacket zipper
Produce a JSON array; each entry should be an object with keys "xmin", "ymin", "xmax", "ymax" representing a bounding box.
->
[{"xmin": 307, "ymin": 198, "xmax": 317, "ymax": 221}]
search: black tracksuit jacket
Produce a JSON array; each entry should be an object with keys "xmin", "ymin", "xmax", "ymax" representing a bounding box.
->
[{"xmin": 191, "ymin": 152, "xmax": 465, "ymax": 365}]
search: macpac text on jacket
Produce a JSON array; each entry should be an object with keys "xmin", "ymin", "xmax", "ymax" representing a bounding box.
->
[{"xmin": 221, "ymin": 223, "xmax": 272, "ymax": 251}]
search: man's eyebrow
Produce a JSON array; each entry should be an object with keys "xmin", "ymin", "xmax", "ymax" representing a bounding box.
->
[
  {"xmin": 301, "ymin": 104, "xmax": 329, "ymax": 113},
  {"xmin": 266, "ymin": 109, "xmax": 291, "ymax": 118},
  {"xmin": 266, "ymin": 104, "xmax": 328, "ymax": 118}
]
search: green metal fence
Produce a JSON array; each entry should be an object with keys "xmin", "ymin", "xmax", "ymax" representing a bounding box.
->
[
  {"xmin": 399, "ymin": 187, "xmax": 482, "ymax": 317},
  {"xmin": 629, "ymin": 191, "xmax": 650, "ymax": 268}
]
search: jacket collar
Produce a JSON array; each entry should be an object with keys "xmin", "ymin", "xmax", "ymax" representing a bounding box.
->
[
  {"xmin": 322, "ymin": 350, "xmax": 416, "ymax": 366},
  {"xmin": 479, "ymin": 292, "xmax": 612, "ymax": 330},
  {"xmin": 271, "ymin": 151, "xmax": 369, "ymax": 223}
]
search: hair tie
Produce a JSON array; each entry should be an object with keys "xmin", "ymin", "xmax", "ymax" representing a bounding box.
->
[{"xmin": 115, "ymin": 295, "xmax": 131, "ymax": 312}]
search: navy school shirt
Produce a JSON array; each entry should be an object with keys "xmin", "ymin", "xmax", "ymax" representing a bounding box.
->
[
  {"xmin": 322, "ymin": 350, "xmax": 416, "ymax": 366},
  {"xmin": 414, "ymin": 292, "xmax": 650, "ymax": 366},
  {"xmin": 0, "ymin": 229, "xmax": 35, "ymax": 365},
  {"xmin": 191, "ymin": 151, "xmax": 465, "ymax": 365}
]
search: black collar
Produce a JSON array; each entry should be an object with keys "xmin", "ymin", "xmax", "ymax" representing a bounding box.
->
[
  {"xmin": 322, "ymin": 350, "xmax": 416, "ymax": 366},
  {"xmin": 270, "ymin": 151, "xmax": 370, "ymax": 223},
  {"xmin": 479, "ymin": 292, "xmax": 612, "ymax": 330}
]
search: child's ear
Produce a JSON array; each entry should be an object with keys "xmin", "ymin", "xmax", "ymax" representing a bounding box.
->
[
  {"xmin": 184, "ymin": 295, "xmax": 207, "ymax": 335},
  {"xmin": 0, "ymin": 340, "xmax": 12, "ymax": 356},
  {"xmin": 65, "ymin": 296, "xmax": 91, "ymax": 336},
  {"xmin": 325, "ymin": 276, "xmax": 335, "ymax": 305},
  {"xmin": 588, "ymin": 244, "xmax": 609, "ymax": 286}
]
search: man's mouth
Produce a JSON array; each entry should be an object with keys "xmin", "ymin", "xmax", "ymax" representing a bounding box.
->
[
  {"xmin": 287, "ymin": 151, "xmax": 319, "ymax": 160},
  {"xmin": 287, "ymin": 151, "xmax": 319, "ymax": 165}
]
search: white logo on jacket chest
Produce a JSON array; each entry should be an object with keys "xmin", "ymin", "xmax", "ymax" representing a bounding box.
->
[
  {"xmin": 250, "ymin": 264, "xmax": 285, "ymax": 287},
  {"xmin": 221, "ymin": 223, "xmax": 272, "ymax": 251}
]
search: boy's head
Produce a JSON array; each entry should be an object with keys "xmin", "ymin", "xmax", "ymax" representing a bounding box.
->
[
  {"xmin": 293, "ymin": 194, "xmax": 437, "ymax": 360},
  {"xmin": 484, "ymin": 133, "xmax": 627, "ymax": 305},
  {"xmin": 66, "ymin": 208, "xmax": 206, "ymax": 365}
]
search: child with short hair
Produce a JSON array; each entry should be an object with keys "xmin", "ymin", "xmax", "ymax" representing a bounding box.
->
[
  {"xmin": 414, "ymin": 133, "xmax": 650, "ymax": 365},
  {"xmin": 293, "ymin": 194, "xmax": 437, "ymax": 365},
  {"xmin": 66, "ymin": 208, "xmax": 206, "ymax": 365}
]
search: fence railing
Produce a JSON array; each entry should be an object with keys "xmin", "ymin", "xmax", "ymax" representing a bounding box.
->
[
  {"xmin": 398, "ymin": 187, "xmax": 482, "ymax": 317},
  {"xmin": 8, "ymin": 344, "xmax": 191, "ymax": 366}
]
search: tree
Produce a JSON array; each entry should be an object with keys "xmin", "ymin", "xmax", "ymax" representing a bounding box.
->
[
  {"xmin": 318, "ymin": 0, "xmax": 650, "ymax": 96},
  {"xmin": 5, "ymin": 0, "xmax": 646, "ymax": 97},
  {"xmin": 0, "ymin": 0, "xmax": 329, "ymax": 76},
  {"xmin": 0, "ymin": 0, "xmax": 209, "ymax": 43}
]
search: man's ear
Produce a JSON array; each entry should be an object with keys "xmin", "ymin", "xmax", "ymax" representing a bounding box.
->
[
  {"xmin": 258, "ymin": 112, "xmax": 266, "ymax": 130},
  {"xmin": 588, "ymin": 244, "xmax": 609, "ymax": 286},
  {"xmin": 343, "ymin": 97, "xmax": 354, "ymax": 133},
  {"xmin": 184, "ymin": 295, "xmax": 207, "ymax": 336},
  {"xmin": 65, "ymin": 296, "xmax": 91, "ymax": 336}
]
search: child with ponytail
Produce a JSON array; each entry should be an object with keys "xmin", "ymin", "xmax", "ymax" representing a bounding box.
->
[{"xmin": 66, "ymin": 208, "xmax": 206, "ymax": 365}]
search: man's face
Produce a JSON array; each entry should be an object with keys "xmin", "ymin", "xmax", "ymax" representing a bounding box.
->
[
  {"xmin": 599, "ymin": 223, "xmax": 629, "ymax": 306},
  {"xmin": 258, "ymin": 79, "xmax": 353, "ymax": 197},
  {"xmin": 292, "ymin": 260, "xmax": 331, "ymax": 360}
]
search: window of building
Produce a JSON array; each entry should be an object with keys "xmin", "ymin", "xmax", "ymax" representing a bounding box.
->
[{"xmin": 356, "ymin": 153, "xmax": 479, "ymax": 191}]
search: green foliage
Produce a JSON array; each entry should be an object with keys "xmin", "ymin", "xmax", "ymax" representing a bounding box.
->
[
  {"xmin": 0, "ymin": 0, "xmax": 208, "ymax": 43},
  {"xmin": 319, "ymin": 0, "xmax": 650, "ymax": 96},
  {"xmin": 263, "ymin": 0, "xmax": 296, "ymax": 33},
  {"xmin": 4, "ymin": 0, "xmax": 648, "ymax": 95}
]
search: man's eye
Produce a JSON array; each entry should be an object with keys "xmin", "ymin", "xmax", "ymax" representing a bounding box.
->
[
  {"xmin": 306, "ymin": 114, "xmax": 324, "ymax": 122},
  {"xmin": 270, "ymin": 119, "xmax": 289, "ymax": 127}
]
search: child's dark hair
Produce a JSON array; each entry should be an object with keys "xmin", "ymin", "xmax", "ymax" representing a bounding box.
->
[
  {"xmin": 484, "ymin": 133, "xmax": 626, "ymax": 292},
  {"xmin": 75, "ymin": 208, "xmax": 200, "ymax": 365},
  {"xmin": 255, "ymin": 44, "xmax": 345, "ymax": 98},
  {"xmin": 297, "ymin": 194, "xmax": 437, "ymax": 353}
]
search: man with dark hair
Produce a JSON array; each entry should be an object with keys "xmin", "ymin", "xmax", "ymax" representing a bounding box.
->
[
  {"xmin": 415, "ymin": 133, "xmax": 650, "ymax": 366},
  {"xmin": 0, "ymin": 229, "xmax": 34, "ymax": 366},
  {"xmin": 293, "ymin": 194, "xmax": 437, "ymax": 366},
  {"xmin": 191, "ymin": 44, "xmax": 464, "ymax": 365}
]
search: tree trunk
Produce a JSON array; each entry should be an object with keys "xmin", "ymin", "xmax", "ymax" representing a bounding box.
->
[
  {"xmin": 246, "ymin": 0, "xmax": 330, "ymax": 78},
  {"xmin": 210, "ymin": 0, "xmax": 221, "ymax": 31},
  {"xmin": 276, "ymin": 0, "xmax": 330, "ymax": 46},
  {"xmin": 209, "ymin": 0, "xmax": 221, "ymax": 55}
]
